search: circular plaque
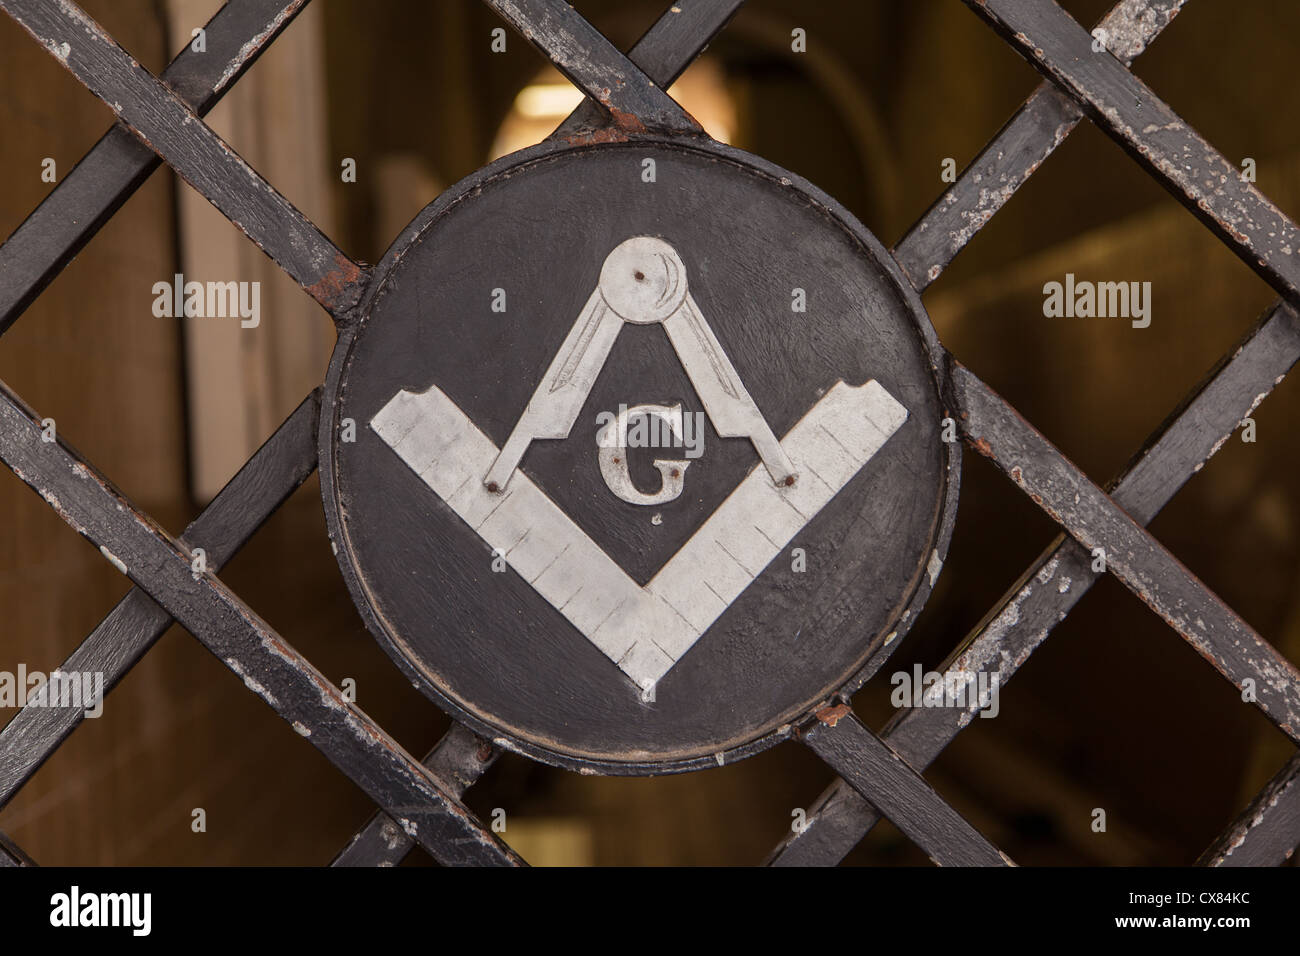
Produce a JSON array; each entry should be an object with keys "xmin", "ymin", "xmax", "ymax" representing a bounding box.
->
[{"xmin": 320, "ymin": 136, "xmax": 958, "ymax": 774}]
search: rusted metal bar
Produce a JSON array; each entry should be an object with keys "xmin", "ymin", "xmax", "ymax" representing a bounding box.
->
[
  {"xmin": 956, "ymin": 363, "xmax": 1300, "ymax": 738},
  {"xmin": 552, "ymin": 0, "xmax": 745, "ymax": 140},
  {"xmin": 0, "ymin": 0, "xmax": 310, "ymax": 334},
  {"xmin": 894, "ymin": 0, "xmax": 1186, "ymax": 291},
  {"xmin": 769, "ymin": 300, "xmax": 1300, "ymax": 865},
  {"xmin": 332, "ymin": 724, "xmax": 500, "ymax": 867},
  {"xmin": 1199, "ymin": 751, "xmax": 1300, "ymax": 867},
  {"xmin": 483, "ymin": 0, "xmax": 702, "ymax": 135},
  {"xmin": 0, "ymin": 379, "xmax": 520, "ymax": 866},
  {"xmin": 800, "ymin": 711, "xmax": 1011, "ymax": 866},
  {"xmin": 961, "ymin": 0, "xmax": 1300, "ymax": 310},
  {"xmin": 0, "ymin": 391, "xmax": 321, "ymax": 811},
  {"xmin": 0, "ymin": 830, "xmax": 34, "ymax": 866},
  {"xmin": 0, "ymin": 0, "xmax": 367, "ymax": 318}
]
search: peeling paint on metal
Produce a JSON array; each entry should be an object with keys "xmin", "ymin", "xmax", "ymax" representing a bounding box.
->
[
  {"xmin": 214, "ymin": 1, "xmax": 305, "ymax": 93},
  {"xmin": 98, "ymin": 544, "xmax": 127, "ymax": 574},
  {"xmin": 927, "ymin": 549, "xmax": 943, "ymax": 587}
]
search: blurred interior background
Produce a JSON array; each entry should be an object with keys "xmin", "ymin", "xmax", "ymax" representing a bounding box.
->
[{"xmin": 1, "ymin": 0, "xmax": 1299, "ymax": 865}]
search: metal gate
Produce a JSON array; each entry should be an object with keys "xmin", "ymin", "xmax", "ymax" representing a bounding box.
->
[{"xmin": 0, "ymin": 0, "xmax": 1297, "ymax": 867}]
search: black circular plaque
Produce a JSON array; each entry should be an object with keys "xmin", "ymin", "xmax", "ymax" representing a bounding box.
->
[{"xmin": 320, "ymin": 136, "xmax": 958, "ymax": 774}]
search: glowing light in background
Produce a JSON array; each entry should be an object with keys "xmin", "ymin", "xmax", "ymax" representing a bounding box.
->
[
  {"xmin": 490, "ymin": 57, "xmax": 737, "ymax": 160},
  {"xmin": 514, "ymin": 83, "xmax": 584, "ymax": 119}
]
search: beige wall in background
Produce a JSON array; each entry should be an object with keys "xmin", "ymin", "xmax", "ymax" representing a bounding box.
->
[{"xmin": 167, "ymin": 0, "xmax": 337, "ymax": 502}]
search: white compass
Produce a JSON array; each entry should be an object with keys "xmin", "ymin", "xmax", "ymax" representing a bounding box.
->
[{"xmin": 483, "ymin": 237, "xmax": 797, "ymax": 492}]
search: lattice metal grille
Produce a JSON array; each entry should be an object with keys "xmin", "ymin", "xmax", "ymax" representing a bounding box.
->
[{"xmin": 0, "ymin": 0, "xmax": 1296, "ymax": 867}]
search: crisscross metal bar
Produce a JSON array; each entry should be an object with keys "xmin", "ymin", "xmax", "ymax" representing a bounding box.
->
[
  {"xmin": 962, "ymin": 0, "xmax": 1300, "ymax": 310},
  {"xmin": 0, "ymin": 0, "xmax": 367, "ymax": 318},
  {"xmin": 770, "ymin": 298, "xmax": 1300, "ymax": 865},
  {"xmin": 1199, "ymin": 751, "xmax": 1300, "ymax": 867},
  {"xmin": 0, "ymin": 391, "xmax": 321, "ymax": 810},
  {"xmin": 552, "ymin": 0, "xmax": 745, "ymax": 139},
  {"xmin": 332, "ymin": 724, "xmax": 499, "ymax": 867},
  {"xmin": 800, "ymin": 711, "xmax": 1011, "ymax": 866},
  {"xmin": 956, "ymin": 364, "xmax": 1300, "ymax": 736},
  {"xmin": 0, "ymin": 380, "xmax": 520, "ymax": 866},
  {"xmin": 0, "ymin": 0, "xmax": 310, "ymax": 334},
  {"xmin": 485, "ymin": 0, "xmax": 702, "ymax": 135},
  {"xmin": 895, "ymin": 0, "xmax": 1186, "ymax": 291}
]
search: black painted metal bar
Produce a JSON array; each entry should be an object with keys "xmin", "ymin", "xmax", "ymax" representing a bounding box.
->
[
  {"xmin": 801, "ymin": 712, "xmax": 1011, "ymax": 866},
  {"xmin": 1199, "ymin": 751, "xmax": 1300, "ymax": 867},
  {"xmin": 961, "ymin": 0, "xmax": 1300, "ymax": 310},
  {"xmin": 956, "ymin": 364, "xmax": 1300, "ymax": 737},
  {"xmin": 0, "ymin": 0, "xmax": 310, "ymax": 334},
  {"xmin": 0, "ymin": 0, "xmax": 366, "ymax": 318},
  {"xmin": 484, "ymin": 0, "xmax": 701, "ymax": 135},
  {"xmin": 770, "ymin": 300, "xmax": 1300, "ymax": 865},
  {"xmin": 0, "ymin": 391, "xmax": 321, "ymax": 811},
  {"xmin": 0, "ymin": 830, "xmax": 34, "ymax": 866},
  {"xmin": 0, "ymin": 379, "xmax": 520, "ymax": 866},
  {"xmin": 552, "ymin": 0, "xmax": 745, "ymax": 140},
  {"xmin": 332, "ymin": 724, "xmax": 500, "ymax": 867},
  {"xmin": 894, "ymin": 0, "xmax": 1185, "ymax": 291}
]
